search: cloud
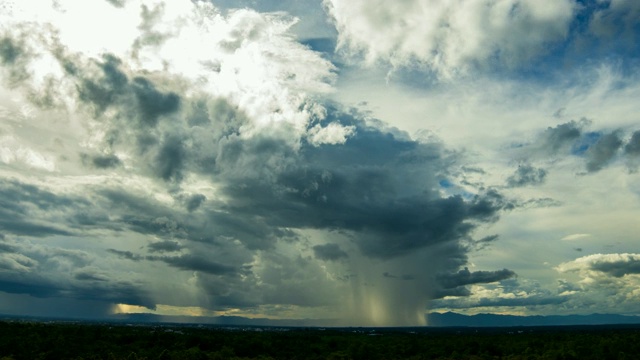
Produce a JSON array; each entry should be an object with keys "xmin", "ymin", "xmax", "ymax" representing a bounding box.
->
[
  {"xmin": 585, "ymin": 131, "xmax": 623, "ymax": 172},
  {"xmin": 148, "ymin": 240, "xmax": 183, "ymax": 253},
  {"xmin": 506, "ymin": 164, "xmax": 547, "ymax": 187},
  {"xmin": 306, "ymin": 122, "xmax": 356, "ymax": 146},
  {"xmin": 0, "ymin": 179, "xmax": 82, "ymax": 237},
  {"xmin": 541, "ymin": 120, "xmax": 584, "ymax": 154},
  {"xmin": 313, "ymin": 243, "xmax": 348, "ymax": 261},
  {"xmin": 558, "ymin": 253, "xmax": 640, "ymax": 278},
  {"xmin": 383, "ymin": 272, "xmax": 416, "ymax": 281},
  {"xmin": 513, "ymin": 119, "xmax": 640, "ymax": 173},
  {"xmin": 80, "ymin": 153, "xmax": 122, "ymax": 169},
  {"xmin": 561, "ymin": 233, "xmax": 591, "ymax": 241},
  {"xmin": 107, "ymin": 249, "xmax": 143, "ymax": 262},
  {"xmin": 437, "ymin": 267, "xmax": 516, "ymax": 290},
  {"xmin": 592, "ymin": 259, "xmax": 640, "ymax": 278},
  {"xmin": 214, "ymin": 111, "xmax": 509, "ymax": 259},
  {"xmin": 105, "ymin": 0, "xmax": 126, "ymax": 8},
  {"xmin": 434, "ymin": 292, "xmax": 568, "ymax": 309},
  {"xmin": 324, "ymin": 0, "xmax": 640, "ymax": 79},
  {"xmin": 0, "ymin": 35, "xmax": 31, "ymax": 85},
  {"xmin": 152, "ymin": 254, "xmax": 238, "ymax": 276},
  {"xmin": 74, "ymin": 268, "xmax": 109, "ymax": 282},
  {"xmin": 553, "ymin": 254, "xmax": 640, "ymax": 313},
  {"xmin": 587, "ymin": 0, "xmax": 640, "ymax": 49},
  {"xmin": 0, "ymin": 36, "xmax": 23, "ymax": 67},
  {"xmin": 625, "ymin": 131, "xmax": 640, "ymax": 156},
  {"xmin": 624, "ymin": 130, "xmax": 640, "ymax": 170},
  {"xmin": 0, "ymin": 0, "xmax": 521, "ymax": 326},
  {"xmin": 432, "ymin": 278, "xmax": 568, "ymax": 311},
  {"xmin": 0, "ymin": 239, "xmax": 155, "ymax": 309},
  {"xmin": 324, "ymin": 0, "xmax": 577, "ymax": 77},
  {"xmin": 182, "ymin": 194, "xmax": 206, "ymax": 212}
]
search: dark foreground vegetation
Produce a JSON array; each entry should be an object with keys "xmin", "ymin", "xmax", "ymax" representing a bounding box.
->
[{"xmin": 2, "ymin": 320, "xmax": 640, "ymax": 360}]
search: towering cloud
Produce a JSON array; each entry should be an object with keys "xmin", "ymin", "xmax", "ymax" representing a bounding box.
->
[
  {"xmin": 324, "ymin": 0, "xmax": 577, "ymax": 77},
  {"xmin": 0, "ymin": 0, "xmax": 517, "ymax": 326}
]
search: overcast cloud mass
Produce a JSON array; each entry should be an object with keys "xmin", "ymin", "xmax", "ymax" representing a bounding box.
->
[{"xmin": 1, "ymin": 0, "xmax": 640, "ymax": 326}]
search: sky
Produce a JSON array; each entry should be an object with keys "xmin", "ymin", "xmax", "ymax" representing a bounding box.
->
[{"xmin": 0, "ymin": 0, "xmax": 640, "ymax": 327}]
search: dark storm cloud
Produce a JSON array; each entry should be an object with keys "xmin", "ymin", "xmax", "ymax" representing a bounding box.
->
[
  {"xmin": 131, "ymin": 76, "xmax": 180, "ymax": 127},
  {"xmin": 74, "ymin": 269, "xmax": 109, "ymax": 282},
  {"xmin": 382, "ymin": 272, "xmax": 415, "ymax": 281},
  {"xmin": 477, "ymin": 234, "xmax": 499, "ymax": 245},
  {"xmin": 98, "ymin": 189, "xmax": 163, "ymax": 217},
  {"xmin": 91, "ymin": 154, "xmax": 122, "ymax": 168},
  {"xmin": 0, "ymin": 179, "xmax": 117, "ymax": 236},
  {"xmin": 154, "ymin": 134, "xmax": 186, "ymax": 182},
  {"xmin": 214, "ymin": 111, "xmax": 508, "ymax": 259},
  {"xmin": 256, "ymin": 252, "xmax": 340, "ymax": 308},
  {"xmin": 0, "ymin": 8, "xmax": 517, "ymax": 318},
  {"xmin": 96, "ymin": 189, "xmax": 191, "ymax": 239},
  {"xmin": 313, "ymin": 243, "xmax": 348, "ymax": 261},
  {"xmin": 0, "ymin": 179, "xmax": 81, "ymax": 237},
  {"xmin": 432, "ymin": 286, "xmax": 472, "ymax": 299},
  {"xmin": 471, "ymin": 234, "xmax": 500, "ymax": 251},
  {"xmin": 183, "ymin": 194, "xmax": 206, "ymax": 212},
  {"xmin": 0, "ymin": 244, "xmax": 155, "ymax": 309},
  {"xmin": 0, "ymin": 36, "xmax": 21, "ymax": 65},
  {"xmin": 96, "ymin": 186, "xmax": 283, "ymax": 251},
  {"xmin": 148, "ymin": 240, "xmax": 183, "ymax": 253},
  {"xmin": 0, "ymin": 221, "xmax": 72, "ymax": 238},
  {"xmin": 80, "ymin": 153, "xmax": 122, "ymax": 169},
  {"xmin": 77, "ymin": 54, "xmax": 129, "ymax": 115},
  {"xmin": 0, "ymin": 34, "xmax": 31, "ymax": 85},
  {"xmin": 591, "ymin": 258, "xmax": 640, "ymax": 278},
  {"xmin": 1, "ymin": 25, "xmax": 514, "ymax": 316},
  {"xmin": 72, "ymin": 54, "xmax": 180, "ymax": 130},
  {"xmin": 73, "ymin": 280, "xmax": 156, "ymax": 309},
  {"xmin": 151, "ymin": 254, "xmax": 238, "ymax": 276},
  {"xmin": 437, "ymin": 267, "xmax": 516, "ymax": 289},
  {"xmin": 624, "ymin": 131, "xmax": 640, "ymax": 156},
  {"xmin": 107, "ymin": 249, "xmax": 143, "ymax": 261},
  {"xmin": 0, "ymin": 242, "xmax": 17, "ymax": 253},
  {"xmin": 0, "ymin": 279, "xmax": 60, "ymax": 298},
  {"xmin": 542, "ymin": 120, "xmax": 583, "ymax": 153},
  {"xmin": 506, "ymin": 164, "xmax": 547, "ymax": 187},
  {"xmin": 585, "ymin": 131, "xmax": 623, "ymax": 172}
]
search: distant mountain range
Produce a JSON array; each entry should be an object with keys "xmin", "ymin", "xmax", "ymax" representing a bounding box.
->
[{"xmin": 427, "ymin": 312, "xmax": 640, "ymax": 327}]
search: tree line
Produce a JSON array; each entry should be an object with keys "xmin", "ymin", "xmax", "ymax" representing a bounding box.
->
[{"xmin": 1, "ymin": 320, "xmax": 639, "ymax": 359}]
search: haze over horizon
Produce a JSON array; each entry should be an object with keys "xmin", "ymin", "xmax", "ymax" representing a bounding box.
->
[{"xmin": 1, "ymin": 0, "xmax": 640, "ymax": 327}]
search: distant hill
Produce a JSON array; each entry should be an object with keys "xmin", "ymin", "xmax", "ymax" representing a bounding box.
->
[{"xmin": 428, "ymin": 312, "xmax": 640, "ymax": 327}]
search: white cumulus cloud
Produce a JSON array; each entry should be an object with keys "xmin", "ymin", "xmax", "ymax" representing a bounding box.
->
[{"xmin": 324, "ymin": 0, "xmax": 577, "ymax": 77}]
